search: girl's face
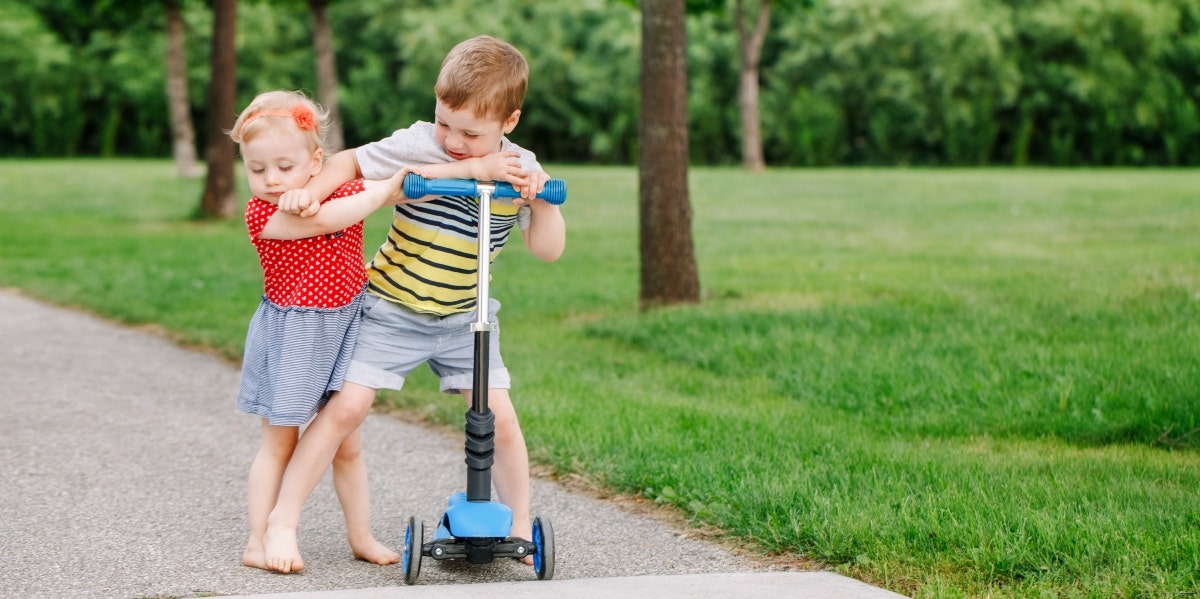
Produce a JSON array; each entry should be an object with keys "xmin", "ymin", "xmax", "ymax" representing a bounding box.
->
[
  {"xmin": 240, "ymin": 124, "xmax": 322, "ymax": 202},
  {"xmin": 433, "ymin": 100, "xmax": 520, "ymax": 161}
]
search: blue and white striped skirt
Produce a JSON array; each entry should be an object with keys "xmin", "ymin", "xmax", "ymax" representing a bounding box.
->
[{"xmin": 236, "ymin": 291, "xmax": 365, "ymax": 426}]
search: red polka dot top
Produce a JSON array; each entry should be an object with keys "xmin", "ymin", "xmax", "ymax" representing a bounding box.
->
[{"xmin": 245, "ymin": 180, "xmax": 368, "ymax": 309}]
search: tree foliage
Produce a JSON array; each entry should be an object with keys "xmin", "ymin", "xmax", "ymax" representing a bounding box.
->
[{"xmin": 5, "ymin": 0, "xmax": 1200, "ymax": 166}]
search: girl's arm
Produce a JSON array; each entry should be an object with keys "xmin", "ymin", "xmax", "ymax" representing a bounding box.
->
[
  {"xmin": 280, "ymin": 149, "xmax": 364, "ymax": 217},
  {"xmin": 259, "ymin": 171, "xmax": 405, "ymax": 241}
]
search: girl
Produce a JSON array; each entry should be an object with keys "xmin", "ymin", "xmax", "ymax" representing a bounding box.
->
[{"xmin": 230, "ymin": 90, "xmax": 404, "ymax": 572}]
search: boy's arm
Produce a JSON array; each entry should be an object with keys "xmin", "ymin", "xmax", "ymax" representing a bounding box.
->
[
  {"xmin": 412, "ymin": 152, "xmax": 547, "ymax": 199},
  {"xmin": 278, "ymin": 149, "xmax": 363, "ymax": 217},
  {"xmin": 521, "ymin": 201, "xmax": 565, "ymax": 262},
  {"xmin": 411, "ymin": 152, "xmax": 523, "ymax": 183},
  {"xmin": 259, "ymin": 170, "xmax": 406, "ymax": 241}
]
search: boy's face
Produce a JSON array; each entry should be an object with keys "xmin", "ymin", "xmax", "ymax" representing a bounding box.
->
[
  {"xmin": 240, "ymin": 125, "xmax": 322, "ymax": 202},
  {"xmin": 433, "ymin": 100, "xmax": 520, "ymax": 161}
]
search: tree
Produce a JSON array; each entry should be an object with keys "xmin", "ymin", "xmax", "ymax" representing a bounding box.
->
[
  {"xmin": 639, "ymin": 0, "xmax": 700, "ymax": 309},
  {"xmin": 735, "ymin": 0, "xmax": 769, "ymax": 171},
  {"xmin": 308, "ymin": 0, "xmax": 343, "ymax": 151},
  {"xmin": 198, "ymin": 0, "xmax": 237, "ymax": 219},
  {"xmin": 165, "ymin": 0, "xmax": 201, "ymax": 177}
]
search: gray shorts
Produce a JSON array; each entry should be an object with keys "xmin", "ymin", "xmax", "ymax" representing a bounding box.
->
[{"xmin": 345, "ymin": 294, "xmax": 510, "ymax": 393}]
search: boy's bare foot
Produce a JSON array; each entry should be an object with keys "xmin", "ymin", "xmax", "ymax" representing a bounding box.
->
[
  {"xmin": 349, "ymin": 534, "xmax": 400, "ymax": 565},
  {"xmin": 511, "ymin": 519, "xmax": 534, "ymax": 566},
  {"xmin": 263, "ymin": 526, "xmax": 305, "ymax": 573},
  {"xmin": 242, "ymin": 542, "xmax": 269, "ymax": 570}
]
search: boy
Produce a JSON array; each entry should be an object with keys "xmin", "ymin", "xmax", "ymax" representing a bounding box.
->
[{"xmin": 262, "ymin": 35, "xmax": 564, "ymax": 572}]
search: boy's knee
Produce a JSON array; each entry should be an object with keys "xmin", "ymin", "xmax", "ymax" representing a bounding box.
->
[
  {"xmin": 490, "ymin": 403, "xmax": 522, "ymax": 438},
  {"xmin": 333, "ymin": 441, "xmax": 363, "ymax": 465}
]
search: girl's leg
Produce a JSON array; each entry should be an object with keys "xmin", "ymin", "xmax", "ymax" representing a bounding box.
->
[
  {"xmin": 243, "ymin": 421, "xmax": 299, "ymax": 570},
  {"xmin": 461, "ymin": 388, "xmax": 533, "ymax": 563},
  {"xmin": 331, "ymin": 428, "xmax": 398, "ymax": 565},
  {"xmin": 262, "ymin": 382, "xmax": 377, "ymax": 573}
]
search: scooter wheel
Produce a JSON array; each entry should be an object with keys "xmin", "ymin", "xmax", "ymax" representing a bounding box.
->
[
  {"xmin": 532, "ymin": 515, "xmax": 555, "ymax": 580},
  {"xmin": 403, "ymin": 516, "xmax": 424, "ymax": 585}
]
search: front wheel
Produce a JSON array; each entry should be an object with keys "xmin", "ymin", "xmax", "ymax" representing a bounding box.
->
[
  {"xmin": 403, "ymin": 516, "xmax": 424, "ymax": 585},
  {"xmin": 532, "ymin": 515, "xmax": 554, "ymax": 580}
]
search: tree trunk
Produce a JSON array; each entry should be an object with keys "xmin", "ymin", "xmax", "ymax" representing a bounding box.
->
[
  {"xmin": 638, "ymin": 0, "xmax": 699, "ymax": 310},
  {"xmin": 164, "ymin": 0, "xmax": 201, "ymax": 178},
  {"xmin": 198, "ymin": 0, "xmax": 238, "ymax": 219},
  {"xmin": 736, "ymin": 0, "xmax": 769, "ymax": 171},
  {"xmin": 309, "ymin": 0, "xmax": 344, "ymax": 152}
]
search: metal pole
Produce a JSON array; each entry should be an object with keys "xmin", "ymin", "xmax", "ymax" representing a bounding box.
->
[{"xmin": 465, "ymin": 184, "xmax": 496, "ymax": 502}]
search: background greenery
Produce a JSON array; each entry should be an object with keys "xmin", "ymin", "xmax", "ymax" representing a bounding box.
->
[
  {"xmin": 1, "ymin": 160, "xmax": 1197, "ymax": 597},
  {"xmin": 5, "ymin": 0, "xmax": 1200, "ymax": 166}
]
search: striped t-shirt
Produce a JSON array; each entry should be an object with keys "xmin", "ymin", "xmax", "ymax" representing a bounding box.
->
[
  {"xmin": 355, "ymin": 120, "xmax": 540, "ymax": 316},
  {"xmin": 366, "ymin": 195, "xmax": 522, "ymax": 315}
]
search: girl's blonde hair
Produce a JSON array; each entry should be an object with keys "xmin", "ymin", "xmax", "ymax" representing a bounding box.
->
[{"xmin": 229, "ymin": 90, "xmax": 331, "ymax": 154}]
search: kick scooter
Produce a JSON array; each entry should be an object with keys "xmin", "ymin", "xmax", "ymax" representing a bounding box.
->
[{"xmin": 400, "ymin": 173, "xmax": 566, "ymax": 584}]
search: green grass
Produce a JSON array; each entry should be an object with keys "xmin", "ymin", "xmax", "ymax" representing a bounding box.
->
[{"xmin": 1, "ymin": 160, "xmax": 1197, "ymax": 598}]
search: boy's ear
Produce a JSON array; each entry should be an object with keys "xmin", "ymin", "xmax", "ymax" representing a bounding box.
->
[{"xmin": 503, "ymin": 109, "xmax": 521, "ymax": 134}]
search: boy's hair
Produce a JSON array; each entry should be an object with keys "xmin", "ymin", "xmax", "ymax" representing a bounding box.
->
[
  {"xmin": 229, "ymin": 90, "xmax": 331, "ymax": 154},
  {"xmin": 435, "ymin": 35, "xmax": 528, "ymax": 122}
]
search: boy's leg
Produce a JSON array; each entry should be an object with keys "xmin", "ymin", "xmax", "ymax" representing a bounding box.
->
[
  {"xmin": 460, "ymin": 387, "xmax": 533, "ymax": 563},
  {"xmin": 243, "ymin": 421, "xmax": 299, "ymax": 570},
  {"xmin": 331, "ymin": 428, "xmax": 399, "ymax": 565},
  {"xmin": 262, "ymin": 382, "xmax": 377, "ymax": 573}
]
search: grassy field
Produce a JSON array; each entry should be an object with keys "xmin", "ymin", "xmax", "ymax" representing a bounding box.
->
[{"xmin": 1, "ymin": 160, "xmax": 1197, "ymax": 598}]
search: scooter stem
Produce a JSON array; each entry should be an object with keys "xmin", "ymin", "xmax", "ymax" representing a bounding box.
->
[{"xmin": 465, "ymin": 184, "xmax": 497, "ymax": 502}]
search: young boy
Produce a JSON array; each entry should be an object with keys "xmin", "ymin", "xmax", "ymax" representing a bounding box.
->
[{"xmin": 261, "ymin": 35, "xmax": 564, "ymax": 572}]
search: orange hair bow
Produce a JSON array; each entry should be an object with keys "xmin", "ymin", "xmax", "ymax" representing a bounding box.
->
[{"xmin": 244, "ymin": 104, "xmax": 317, "ymax": 131}]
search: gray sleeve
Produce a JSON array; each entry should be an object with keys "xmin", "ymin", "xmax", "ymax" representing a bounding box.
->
[
  {"xmin": 502, "ymin": 138, "xmax": 543, "ymax": 173},
  {"xmin": 356, "ymin": 121, "xmax": 545, "ymax": 180},
  {"xmin": 355, "ymin": 121, "xmax": 449, "ymax": 180},
  {"xmin": 516, "ymin": 204, "xmax": 532, "ymax": 230}
]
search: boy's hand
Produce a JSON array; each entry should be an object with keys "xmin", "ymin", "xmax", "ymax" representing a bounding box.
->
[
  {"xmin": 279, "ymin": 189, "xmax": 321, "ymax": 217},
  {"xmin": 477, "ymin": 151, "xmax": 526, "ymax": 185},
  {"xmin": 511, "ymin": 170, "xmax": 551, "ymax": 205}
]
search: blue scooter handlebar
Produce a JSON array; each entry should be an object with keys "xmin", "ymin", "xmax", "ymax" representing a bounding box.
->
[{"xmin": 402, "ymin": 173, "xmax": 567, "ymax": 205}]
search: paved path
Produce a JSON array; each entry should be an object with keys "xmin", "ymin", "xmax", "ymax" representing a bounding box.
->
[{"xmin": 0, "ymin": 289, "xmax": 905, "ymax": 599}]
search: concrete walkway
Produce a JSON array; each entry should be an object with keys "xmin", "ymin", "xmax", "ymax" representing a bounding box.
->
[{"xmin": 0, "ymin": 289, "xmax": 906, "ymax": 599}]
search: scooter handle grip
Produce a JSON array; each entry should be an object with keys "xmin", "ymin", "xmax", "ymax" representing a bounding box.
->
[{"xmin": 403, "ymin": 173, "xmax": 567, "ymax": 205}]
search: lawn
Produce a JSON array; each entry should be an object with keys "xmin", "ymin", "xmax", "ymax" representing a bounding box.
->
[{"xmin": 1, "ymin": 160, "xmax": 1197, "ymax": 598}]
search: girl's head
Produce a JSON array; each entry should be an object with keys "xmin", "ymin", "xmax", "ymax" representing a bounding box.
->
[{"xmin": 230, "ymin": 90, "xmax": 330, "ymax": 202}]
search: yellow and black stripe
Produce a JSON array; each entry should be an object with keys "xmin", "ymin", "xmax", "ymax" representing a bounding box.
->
[{"xmin": 366, "ymin": 195, "xmax": 520, "ymax": 315}]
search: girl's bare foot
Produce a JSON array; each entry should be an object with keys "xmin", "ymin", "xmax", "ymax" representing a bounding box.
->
[
  {"xmin": 263, "ymin": 526, "xmax": 305, "ymax": 573},
  {"xmin": 350, "ymin": 534, "xmax": 399, "ymax": 565},
  {"xmin": 242, "ymin": 542, "xmax": 269, "ymax": 570}
]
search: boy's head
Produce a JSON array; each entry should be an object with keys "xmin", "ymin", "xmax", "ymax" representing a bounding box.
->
[
  {"xmin": 435, "ymin": 35, "xmax": 528, "ymax": 122},
  {"xmin": 432, "ymin": 36, "xmax": 529, "ymax": 161}
]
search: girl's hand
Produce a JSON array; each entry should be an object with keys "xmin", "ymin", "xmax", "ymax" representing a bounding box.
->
[
  {"xmin": 363, "ymin": 167, "xmax": 421, "ymax": 205},
  {"xmin": 279, "ymin": 189, "xmax": 320, "ymax": 217}
]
